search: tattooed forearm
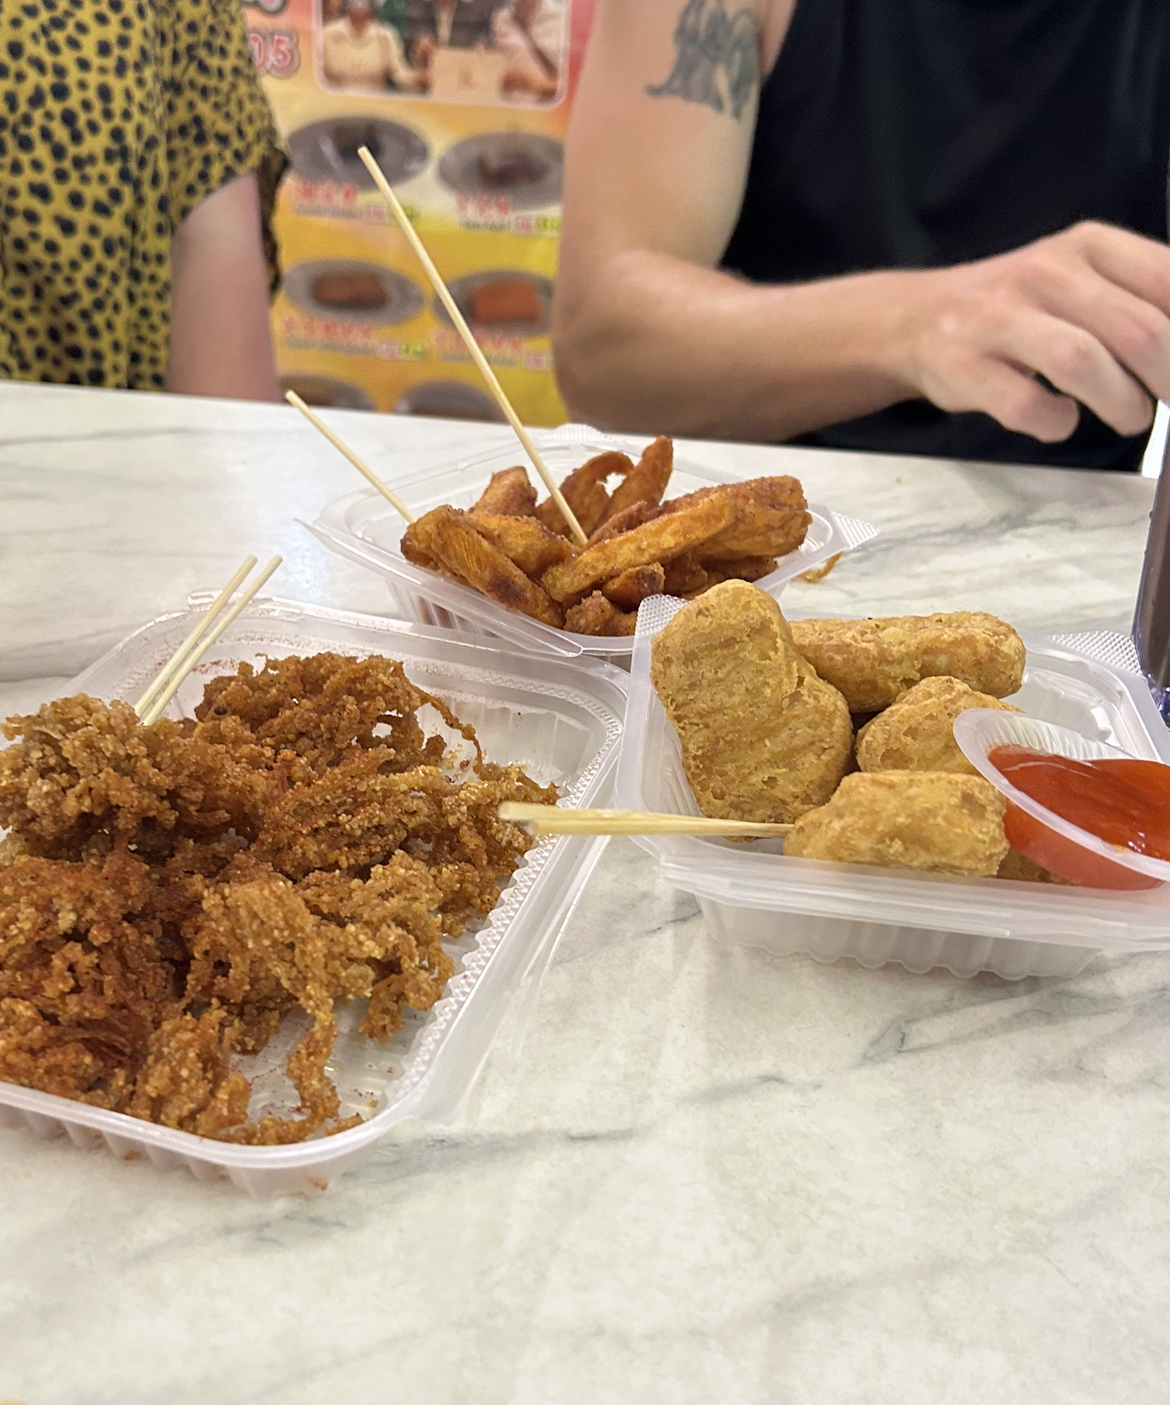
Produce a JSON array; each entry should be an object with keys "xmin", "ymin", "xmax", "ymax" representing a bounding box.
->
[{"xmin": 646, "ymin": 0, "xmax": 760, "ymax": 121}]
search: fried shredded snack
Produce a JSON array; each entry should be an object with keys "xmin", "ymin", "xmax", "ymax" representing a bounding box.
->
[
  {"xmin": 0, "ymin": 654, "xmax": 556, "ymax": 1144},
  {"xmin": 401, "ymin": 442, "xmax": 815, "ymax": 634}
]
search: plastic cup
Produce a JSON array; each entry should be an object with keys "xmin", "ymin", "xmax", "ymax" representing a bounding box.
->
[{"xmin": 953, "ymin": 710, "xmax": 1170, "ymax": 890}]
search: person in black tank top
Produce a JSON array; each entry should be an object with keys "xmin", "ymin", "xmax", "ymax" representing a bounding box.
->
[
  {"xmin": 553, "ymin": 1, "xmax": 1170, "ymax": 470},
  {"xmin": 722, "ymin": 0, "xmax": 1170, "ymax": 469}
]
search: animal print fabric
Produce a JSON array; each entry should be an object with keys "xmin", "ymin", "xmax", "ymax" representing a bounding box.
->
[{"xmin": 0, "ymin": 0, "xmax": 285, "ymax": 389}]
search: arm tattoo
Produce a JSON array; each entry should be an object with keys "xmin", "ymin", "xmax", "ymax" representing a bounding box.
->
[{"xmin": 646, "ymin": 0, "xmax": 760, "ymax": 121}]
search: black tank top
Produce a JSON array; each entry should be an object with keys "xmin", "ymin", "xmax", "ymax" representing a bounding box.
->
[{"xmin": 721, "ymin": 0, "xmax": 1170, "ymax": 469}]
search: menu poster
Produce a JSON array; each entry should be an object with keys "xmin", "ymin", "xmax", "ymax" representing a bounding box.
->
[{"xmin": 245, "ymin": 0, "xmax": 596, "ymax": 426}]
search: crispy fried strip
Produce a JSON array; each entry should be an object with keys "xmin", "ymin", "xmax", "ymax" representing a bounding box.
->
[
  {"xmin": 472, "ymin": 466, "xmax": 537, "ymax": 517},
  {"xmin": 587, "ymin": 499, "xmax": 662, "ymax": 545},
  {"xmin": 596, "ymin": 436, "xmax": 673, "ymax": 528},
  {"xmin": 404, "ymin": 506, "xmax": 564, "ymax": 626},
  {"xmin": 469, "ymin": 512, "xmax": 574, "ymax": 578},
  {"xmin": 535, "ymin": 450, "xmax": 632, "ymax": 537},
  {"xmin": 541, "ymin": 495, "xmax": 736, "ymax": 603},
  {"xmin": 601, "ymin": 562, "xmax": 666, "ymax": 611},
  {"xmin": 564, "ymin": 591, "xmax": 638, "ymax": 636}
]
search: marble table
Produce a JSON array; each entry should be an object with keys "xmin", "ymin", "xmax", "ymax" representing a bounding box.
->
[{"xmin": 1, "ymin": 382, "xmax": 1167, "ymax": 1405}]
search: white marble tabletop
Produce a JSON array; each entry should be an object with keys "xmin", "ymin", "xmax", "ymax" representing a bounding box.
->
[{"xmin": 2, "ymin": 382, "xmax": 1168, "ymax": 1405}]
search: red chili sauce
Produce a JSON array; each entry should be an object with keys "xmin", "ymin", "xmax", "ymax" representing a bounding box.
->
[{"xmin": 988, "ymin": 745, "xmax": 1170, "ymax": 890}]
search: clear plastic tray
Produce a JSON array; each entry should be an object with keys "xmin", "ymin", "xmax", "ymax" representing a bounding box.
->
[
  {"xmin": 0, "ymin": 598, "xmax": 626, "ymax": 1195},
  {"xmin": 307, "ymin": 423, "xmax": 879, "ymax": 663},
  {"xmin": 614, "ymin": 597, "xmax": 1170, "ymax": 981}
]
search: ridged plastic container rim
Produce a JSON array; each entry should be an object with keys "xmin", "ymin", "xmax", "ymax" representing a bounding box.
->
[{"xmin": 954, "ymin": 708, "xmax": 1170, "ymax": 884}]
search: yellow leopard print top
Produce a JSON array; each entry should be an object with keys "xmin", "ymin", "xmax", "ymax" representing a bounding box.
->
[{"xmin": 0, "ymin": 0, "xmax": 285, "ymax": 390}]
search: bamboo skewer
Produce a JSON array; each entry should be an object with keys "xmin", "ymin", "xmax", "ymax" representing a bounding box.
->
[
  {"xmin": 137, "ymin": 556, "xmax": 283, "ymax": 727},
  {"xmin": 356, "ymin": 144, "xmax": 589, "ymax": 548},
  {"xmin": 134, "ymin": 555, "xmax": 257, "ymax": 717},
  {"xmin": 498, "ymin": 802, "xmax": 792, "ymax": 839},
  {"xmin": 285, "ymin": 390, "xmax": 416, "ymax": 523}
]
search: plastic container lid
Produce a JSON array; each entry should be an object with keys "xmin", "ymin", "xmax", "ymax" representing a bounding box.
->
[{"xmin": 954, "ymin": 709, "xmax": 1170, "ymax": 890}]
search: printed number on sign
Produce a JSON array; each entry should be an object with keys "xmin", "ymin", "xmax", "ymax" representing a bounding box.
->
[{"xmin": 249, "ymin": 28, "xmax": 300, "ymax": 77}]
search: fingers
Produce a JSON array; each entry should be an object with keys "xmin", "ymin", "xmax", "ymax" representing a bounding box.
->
[
  {"xmin": 924, "ymin": 352, "xmax": 1080, "ymax": 442},
  {"xmin": 1074, "ymin": 221, "xmax": 1170, "ymax": 323},
  {"xmin": 988, "ymin": 308, "xmax": 1154, "ymax": 437}
]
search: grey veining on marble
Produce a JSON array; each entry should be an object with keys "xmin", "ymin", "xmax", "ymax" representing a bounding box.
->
[{"xmin": 2, "ymin": 382, "xmax": 1169, "ymax": 1405}]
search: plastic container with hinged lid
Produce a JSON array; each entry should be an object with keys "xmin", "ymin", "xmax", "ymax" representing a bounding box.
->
[
  {"xmin": 306, "ymin": 424, "xmax": 878, "ymax": 665},
  {"xmin": 613, "ymin": 596, "xmax": 1170, "ymax": 981},
  {"xmin": 0, "ymin": 597, "xmax": 626, "ymax": 1195}
]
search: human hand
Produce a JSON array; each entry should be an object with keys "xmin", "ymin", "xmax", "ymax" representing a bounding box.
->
[
  {"xmin": 413, "ymin": 34, "xmax": 436, "ymax": 65},
  {"xmin": 893, "ymin": 222, "xmax": 1170, "ymax": 442}
]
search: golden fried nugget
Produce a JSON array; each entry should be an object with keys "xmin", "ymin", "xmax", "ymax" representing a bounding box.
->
[
  {"xmin": 650, "ymin": 581, "xmax": 852, "ymax": 823},
  {"xmin": 601, "ymin": 562, "xmax": 666, "ymax": 611},
  {"xmin": 664, "ymin": 477, "xmax": 811, "ymax": 561},
  {"xmin": 564, "ymin": 591, "xmax": 638, "ymax": 636},
  {"xmin": 597, "ymin": 436, "xmax": 673, "ymax": 527},
  {"xmin": 542, "ymin": 494, "xmax": 737, "ymax": 603},
  {"xmin": 783, "ymin": 772, "xmax": 1009, "ymax": 876},
  {"xmin": 403, "ymin": 506, "xmax": 563, "ymax": 627},
  {"xmin": 535, "ymin": 450, "xmax": 632, "ymax": 537},
  {"xmin": 855, "ymin": 675, "xmax": 1020, "ymax": 774},
  {"xmin": 789, "ymin": 611, "xmax": 1026, "ymax": 711},
  {"xmin": 473, "ymin": 466, "xmax": 537, "ymax": 517},
  {"xmin": 469, "ymin": 512, "xmax": 574, "ymax": 578}
]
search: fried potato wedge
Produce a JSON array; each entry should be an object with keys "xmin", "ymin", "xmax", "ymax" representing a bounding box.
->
[
  {"xmin": 403, "ymin": 506, "xmax": 563, "ymax": 627},
  {"xmin": 541, "ymin": 494, "xmax": 736, "ymax": 603},
  {"xmin": 469, "ymin": 512, "xmax": 574, "ymax": 578},
  {"xmin": 473, "ymin": 466, "xmax": 537, "ymax": 517},
  {"xmin": 564, "ymin": 591, "xmax": 638, "ymax": 636},
  {"xmin": 587, "ymin": 499, "xmax": 662, "ymax": 545},
  {"xmin": 535, "ymin": 450, "xmax": 633, "ymax": 537},
  {"xmin": 601, "ymin": 562, "xmax": 666, "ymax": 611},
  {"xmin": 691, "ymin": 555, "xmax": 778, "ymax": 589},
  {"xmin": 597, "ymin": 436, "xmax": 673, "ymax": 528},
  {"xmin": 661, "ymin": 552, "xmax": 710, "ymax": 597}
]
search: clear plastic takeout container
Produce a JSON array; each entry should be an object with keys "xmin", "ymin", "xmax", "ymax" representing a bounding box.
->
[
  {"xmin": 0, "ymin": 597, "xmax": 626, "ymax": 1195},
  {"xmin": 307, "ymin": 423, "xmax": 879, "ymax": 664},
  {"xmin": 614, "ymin": 595, "xmax": 1170, "ymax": 981}
]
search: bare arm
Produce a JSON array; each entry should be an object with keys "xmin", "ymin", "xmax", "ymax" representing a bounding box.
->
[
  {"xmin": 167, "ymin": 171, "xmax": 281, "ymax": 402},
  {"xmin": 553, "ymin": 0, "xmax": 1170, "ymax": 445}
]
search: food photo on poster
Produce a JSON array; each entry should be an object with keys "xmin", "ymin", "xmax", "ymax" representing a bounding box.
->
[{"xmin": 244, "ymin": 0, "xmax": 590, "ymax": 423}]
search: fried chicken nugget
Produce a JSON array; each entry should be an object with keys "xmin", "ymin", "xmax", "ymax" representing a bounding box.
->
[
  {"xmin": 596, "ymin": 435, "xmax": 673, "ymax": 528},
  {"xmin": 650, "ymin": 581, "xmax": 852, "ymax": 823},
  {"xmin": 601, "ymin": 562, "xmax": 666, "ymax": 611},
  {"xmin": 472, "ymin": 466, "xmax": 537, "ymax": 517},
  {"xmin": 402, "ymin": 506, "xmax": 563, "ymax": 627},
  {"xmin": 783, "ymin": 772, "xmax": 1009, "ymax": 876},
  {"xmin": 855, "ymin": 676, "xmax": 1020, "ymax": 774},
  {"xmin": 789, "ymin": 612, "xmax": 1026, "ymax": 712},
  {"xmin": 469, "ymin": 512, "xmax": 574, "ymax": 578},
  {"xmin": 564, "ymin": 591, "xmax": 638, "ymax": 636},
  {"xmin": 542, "ymin": 494, "xmax": 736, "ymax": 603},
  {"xmin": 535, "ymin": 450, "xmax": 632, "ymax": 537}
]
